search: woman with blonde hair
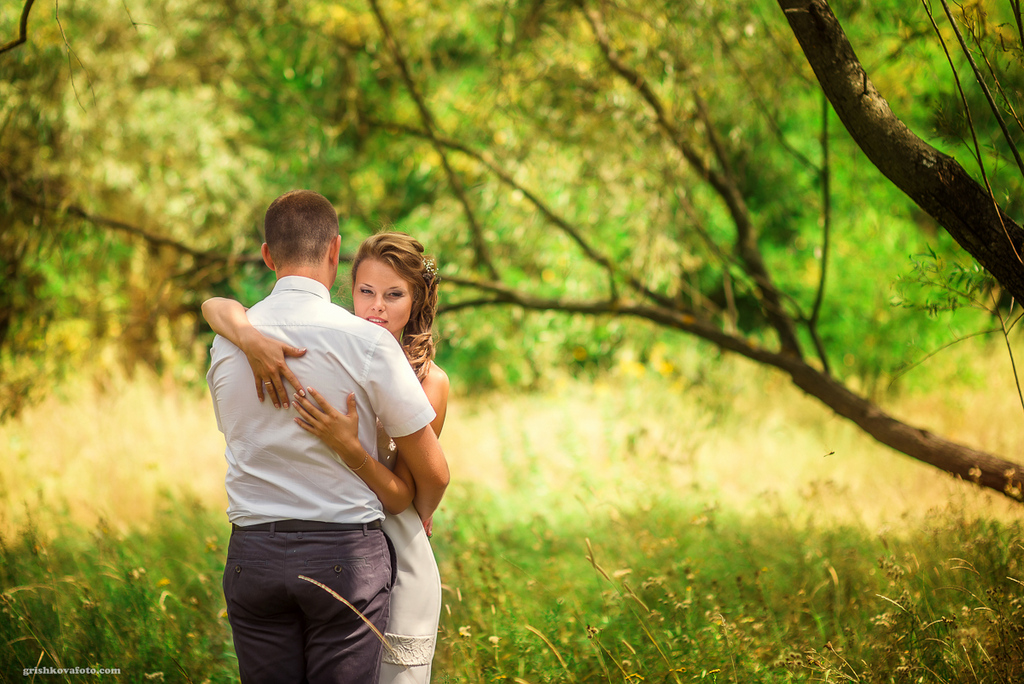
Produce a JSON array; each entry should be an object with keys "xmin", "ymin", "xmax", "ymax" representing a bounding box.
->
[{"xmin": 203, "ymin": 231, "xmax": 448, "ymax": 683}]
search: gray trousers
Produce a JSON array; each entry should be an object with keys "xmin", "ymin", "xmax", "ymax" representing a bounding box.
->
[{"xmin": 223, "ymin": 527, "xmax": 394, "ymax": 683}]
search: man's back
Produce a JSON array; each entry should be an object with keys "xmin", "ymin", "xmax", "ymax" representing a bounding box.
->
[{"xmin": 207, "ymin": 275, "xmax": 434, "ymax": 526}]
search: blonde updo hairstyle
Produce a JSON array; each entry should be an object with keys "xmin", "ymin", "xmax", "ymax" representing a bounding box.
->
[{"xmin": 351, "ymin": 231, "xmax": 439, "ymax": 381}]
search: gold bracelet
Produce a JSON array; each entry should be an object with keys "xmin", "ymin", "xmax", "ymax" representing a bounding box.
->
[{"xmin": 350, "ymin": 452, "xmax": 369, "ymax": 472}]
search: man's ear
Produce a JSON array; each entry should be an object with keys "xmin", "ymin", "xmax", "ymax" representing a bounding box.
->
[
  {"xmin": 261, "ymin": 243, "xmax": 276, "ymax": 271},
  {"xmin": 328, "ymin": 234, "xmax": 341, "ymax": 269}
]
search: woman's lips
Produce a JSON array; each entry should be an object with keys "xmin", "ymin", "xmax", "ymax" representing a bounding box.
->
[{"xmin": 366, "ymin": 317, "xmax": 388, "ymax": 327}]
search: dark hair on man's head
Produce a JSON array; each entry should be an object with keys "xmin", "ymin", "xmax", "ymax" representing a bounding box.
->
[{"xmin": 263, "ymin": 190, "xmax": 339, "ymax": 267}]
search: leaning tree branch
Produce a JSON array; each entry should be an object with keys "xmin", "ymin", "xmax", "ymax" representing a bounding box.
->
[
  {"xmin": 366, "ymin": 0, "xmax": 500, "ymax": 282},
  {"xmin": 579, "ymin": 0, "xmax": 804, "ymax": 357},
  {"xmin": 440, "ymin": 273, "xmax": 1024, "ymax": 503},
  {"xmin": 0, "ymin": 0, "xmax": 35, "ymax": 56},
  {"xmin": 366, "ymin": 116, "xmax": 683, "ymax": 307},
  {"xmin": 10, "ymin": 187, "xmax": 262, "ymax": 266},
  {"xmin": 778, "ymin": 0, "xmax": 1024, "ymax": 302}
]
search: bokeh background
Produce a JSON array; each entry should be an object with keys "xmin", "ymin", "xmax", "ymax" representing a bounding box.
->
[{"xmin": 2, "ymin": 1, "xmax": 1023, "ymax": 681}]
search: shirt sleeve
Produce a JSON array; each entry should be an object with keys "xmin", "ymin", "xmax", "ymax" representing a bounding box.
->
[
  {"xmin": 363, "ymin": 332, "xmax": 436, "ymax": 438},
  {"xmin": 206, "ymin": 337, "xmax": 227, "ymax": 433}
]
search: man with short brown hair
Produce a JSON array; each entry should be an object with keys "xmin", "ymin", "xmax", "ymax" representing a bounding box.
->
[{"xmin": 207, "ymin": 190, "xmax": 447, "ymax": 683}]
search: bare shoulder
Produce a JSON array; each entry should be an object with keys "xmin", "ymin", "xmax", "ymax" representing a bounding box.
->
[
  {"xmin": 422, "ymin": 362, "xmax": 450, "ymax": 436},
  {"xmin": 422, "ymin": 361, "xmax": 450, "ymax": 399}
]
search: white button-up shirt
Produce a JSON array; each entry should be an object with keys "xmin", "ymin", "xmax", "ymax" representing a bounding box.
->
[{"xmin": 207, "ymin": 276, "xmax": 436, "ymax": 525}]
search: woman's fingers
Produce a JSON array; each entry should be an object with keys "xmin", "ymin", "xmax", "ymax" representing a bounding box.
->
[
  {"xmin": 268, "ymin": 378, "xmax": 288, "ymax": 409},
  {"xmin": 271, "ymin": 347, "xmax": 305, "ymax": 405},
  {"xmin": 247, "ymin": 340, "xmax": 306, "ymax": 408},
  {"xmin": 252, "ymin": 369, "xmax": 286, "ymax": 408},
  {"xmin": 303, "ymin": 388, "xmax": 358, "ymax": 427},
  {"xmin": 304, "ymin": 386, "xmax": 336, "ymax": 414},
  {"xmin": 282, "ymin": 347, "xmax": 306, "ymax": 398},
  {"xmin": 293, "ymin": 392, "xmax": 324, "ymax": 421},
  {"xmin": 293, "ymin": 397, "xmax": 328, "ymax": 436}
]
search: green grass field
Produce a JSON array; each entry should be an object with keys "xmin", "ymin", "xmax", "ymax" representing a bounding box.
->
[{"xmin": 2, "ymin": 345, "xmax": 1022, "ymax": 682}]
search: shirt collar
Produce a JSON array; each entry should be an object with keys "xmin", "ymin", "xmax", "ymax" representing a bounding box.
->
[{"xmin": 271, "ymin": 275, "xmax": 332, "ymax": 301}]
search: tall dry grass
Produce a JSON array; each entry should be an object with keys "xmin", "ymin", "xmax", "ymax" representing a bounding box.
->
[{"xmin": 0, "ymin": 370, "xmax": 228, "ymax": 535}]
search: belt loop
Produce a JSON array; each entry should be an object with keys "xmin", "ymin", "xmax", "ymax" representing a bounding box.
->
[
  {"xmin": 269, "ymin": 521, "xmax": 276, "ymax": 537},
  {"xmin": 362, "ymin": 523, "xmax": 368, "ymax": 537}
]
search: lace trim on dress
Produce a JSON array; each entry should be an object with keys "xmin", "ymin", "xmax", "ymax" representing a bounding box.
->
[{"xmin": 382, "ymin": 632, "xmax": 436, "ymax": 666}]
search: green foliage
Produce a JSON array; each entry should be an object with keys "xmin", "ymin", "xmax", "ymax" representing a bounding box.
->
[
  {"xmin": 897, "ymin": 244, "xmax": 1000, "ymax": 316},
  {"xmin": 0, "ymin": 0, "xmax": 273, "ymax": 412},
  {"xmin": 3, "ymin": 495, "xmax": 1021, "ymax": 682},
  {"xmin": 2, "ymin": 0, "xmax": 1022, "ymax": 414}
]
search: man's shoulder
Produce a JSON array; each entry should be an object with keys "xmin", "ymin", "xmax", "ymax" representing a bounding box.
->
[{"xmin": 250, "ymin": 293, "xmax": 386, "ymax": 342}]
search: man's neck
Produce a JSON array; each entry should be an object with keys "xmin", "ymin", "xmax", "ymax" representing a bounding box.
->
[{"xmin": 275, "ymin": 266, "xmax": 334, "ymax": 291}]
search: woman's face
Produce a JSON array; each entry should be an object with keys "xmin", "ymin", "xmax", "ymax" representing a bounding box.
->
[{"xmin": 352, "ymin": 258, "xmax": 414, "ymax": 340}]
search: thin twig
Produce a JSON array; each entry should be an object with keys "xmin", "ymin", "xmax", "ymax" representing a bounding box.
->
[
  {"xmin": 923, "ymin": 0, "xmax": 1024, "ymax": 265},
  {"xmin": 121, "ymin": 0, "xmax": 155, "ymax": 31},
  {"xmin": 55, "ymin": 0, "xmax": 94, "ymax": 111},
  {"xmin": 939, "ymin": 0, "xmax": 1024, "ymax": 177},
  {"xmin": 887, "ymin": 326, "xmax": 1004, "ymax": 389},
  {"xmin": 1014, "ymin": 0, "xmax": 1024, "ymax": 51},
  {"xmin": 809, "ymin": 91, "xmax": 833, "ymax": 376},
  {"xmin": 991, "ymin": 291, "xmax": 1024, "ymax": 416},
  {"xmin": 923, "ymin": 2, "xmax": 987, "ymax": 192},
  {"xmin": 966, "ymin": 12, "xmax": 1024, "ymax": 139},
  {"xmin": 296, "ymin": 575, "xmax": 396, "ymax": 659},
  {"xmin": 364, "ymin": 117, "xmax": 633, "ymax": 303},
  {"xmin": 366, "ymin": 0, "xmax": 499, "ymax": 281},
  {"xmin": 1005, "ymin": 307, "xmax": 1024, "ymax": 335}
]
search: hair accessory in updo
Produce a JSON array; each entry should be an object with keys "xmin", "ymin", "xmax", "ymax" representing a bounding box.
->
[{"xmin": 423, "ymin": 257, "xmax": 439, "ymax": 282}]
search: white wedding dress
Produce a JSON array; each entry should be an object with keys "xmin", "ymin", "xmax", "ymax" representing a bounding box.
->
[{"xmin": 378, "ymin": 432, "xmax": 442, "ymax": 683}]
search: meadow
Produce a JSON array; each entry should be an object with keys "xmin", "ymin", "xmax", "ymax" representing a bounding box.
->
[{"xmin": 2, "ymin": 341, "xmax": 1022, "ymax": 682}]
